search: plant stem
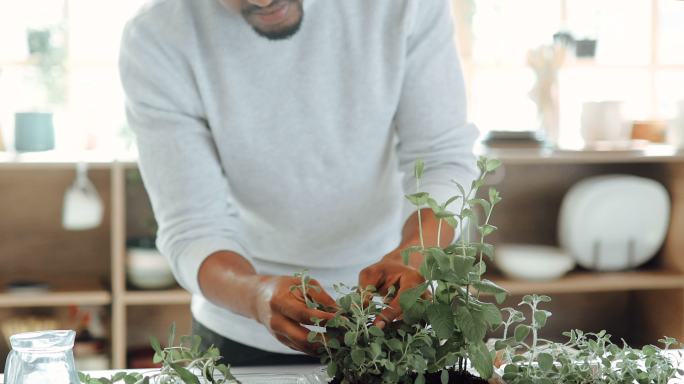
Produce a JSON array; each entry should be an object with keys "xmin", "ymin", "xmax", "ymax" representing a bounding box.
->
[
  {"xmin": 416, "ymin": 178, "xmax": 424, "ymax": 249},
  {"xmin": 437, "ymin": 219, "xmax": 443, "ymax": 248}
]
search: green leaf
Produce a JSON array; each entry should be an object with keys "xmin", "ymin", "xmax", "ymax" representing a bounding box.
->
[
  {"xmin": 399, "ymin": 282, "xmax": 429, "ymax": 312},
  {"xmin": 452, "ymin": 181, "xmax": 466, "ymax": 198},
  {"xmin": 444, "ymin": 216, "xmax": 458, "ymax": 228},
  {"xmin": 455, "ymin": 305, "xmax": 486, "ymax": 342},
  {"xmin": 344, "ymin": 331, "xmax": 357, "ymax": 347},
  {"xmin": 169, "ymin": 363, "xmax": 201, "ymax": 384},
  {"xmin": 436, "ymin": 210, "xmax": 457, "ymax": 219},
  {"xmin": 474, "ymin": 243, "xmax": 494, "ymax": 260},
  {"xmin": 534, "ymin": 310, "xmax": 552, "ymax": 328},
  {"xmin": 538, "ymin": 352, "xmax": 554, "ymax": 371},
  {"xmin": 414, "ymin": 373, "xmax": 425, "ymax": 384},
  {"xmin": 427, "ymin": 197, "xmax": 441, "ymax": 213},
  {"xmin": 440, "ymin": 369, "xmax": 449, "ymax": 384},
  {"xmin": 327, "ymin": 363, "xmax": 337, "ymax": 378},
  {"xmin": 149, "ymin": 336, "xmax": 162, "ymax": 354},
  {"xmin": 370, "ymin": 342, "xmax": 382, "ymax": 357},
  {"xmin": 486, "ymin": 159, "xmax": 502, "ymax": 172},
  {"xmin": 469, "ymin": 198, "xmax": 491, "ymax": 213},
  {"xmin": 479, "ymin": 302, "xmax": 503, "ymax": 328},
  {"xmin": 415, "ymin": 159, "xmax": 425, "ymax": 179},
  {"xmin": 489, "ymin": 187, "xmax": 502, "ymax": 204},
  {"xmin": 472, "ymin": 279, "xmax": 507, "ymax": 295},
  {"xmin": 444, "ymin": 195, "xmax": 460, "ymax": 208},
  {"xmin": 468, "ymin": 340, "xmax": 494, "ymax": 379},
  {"xmin": 167, "ymin": 322, "xmax": 176, "ymax": 349},
  {"xmin": 478, "ymin": 224, "xmax": 497, "ymax": 237},
  {"xmin": 387, "ymin": 338, "xmax": 403, "ymax": 351},
  {"xmin": 369, "ymin": 326, "xmax": 384, "ymax": 337},
  {"xmin": 514, "ymin": 324, "xmax": 531, "ymax": 342},
  {"xmin": 427, "ymin": 303, "xmax": 454, "ymax": 339},
  {"xmin": 406, "ymin": 192, "xmax": 429, "ymax": 206},
  {"xmin": 351, "ymin": 348, "xmax": 366, "ymax": 365}
]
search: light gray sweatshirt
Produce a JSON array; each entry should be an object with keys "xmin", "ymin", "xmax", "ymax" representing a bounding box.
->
[{"xmin": 120, "ymin": 0, "xmax": 478, "ymax": 353}]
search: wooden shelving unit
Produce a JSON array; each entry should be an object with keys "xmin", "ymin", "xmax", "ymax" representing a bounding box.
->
[
  {"xmin": 491, "ymin": 269, "xmax": 684, "ymax": 295},
  {"xmin": 0, "ymin": 146, "xmax": 683, "ymax": 368}
]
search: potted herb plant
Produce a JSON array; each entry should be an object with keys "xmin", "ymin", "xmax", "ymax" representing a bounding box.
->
[
  {"xmin": 300, "ymin": 158, "xmax": 682, "ymax": 384},
  {"xmin": 15, "ymin": 26, "xmax": 67, "ymax": 152}
]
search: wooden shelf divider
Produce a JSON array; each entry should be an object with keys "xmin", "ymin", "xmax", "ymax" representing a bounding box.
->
[
  {"xmin": 0, "ymin": 279, "xmax": 111, "ymax": 308},
  {"xmin": 123, "ymin": 289, "xmax": 191, "ymax": 306}
]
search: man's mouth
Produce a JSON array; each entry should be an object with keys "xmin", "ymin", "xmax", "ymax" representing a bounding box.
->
[{"xmin": 247, "ymin": 1, "xmax": 291, "ymax": 26}]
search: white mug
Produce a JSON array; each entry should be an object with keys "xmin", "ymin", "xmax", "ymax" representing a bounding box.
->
[
  {"xmin": 581, "ymin": 101, "xmax": 626, "ymax": 143},
  {"xmin": 668, "ymin": 100, "xmax": 684, "ymax": 149},
  {"xmin": 669, "ymin": 118, "xmax": 684, "ymax": 149}
]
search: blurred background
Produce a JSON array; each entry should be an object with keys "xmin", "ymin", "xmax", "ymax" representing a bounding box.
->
[{"xmin": 0, "ymin": 0, "xmax": 683, "ymax": 372}]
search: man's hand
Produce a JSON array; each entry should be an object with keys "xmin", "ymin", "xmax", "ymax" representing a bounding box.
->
[
  {"xmin": 253, "ymin": 275, "xmax": 337, "ymax": 355},
  {"xmin": 198, "ymin": 251, "xmax": 338, "ymax": 355},
  {"xmin": 358, "ymin": 254, "xmax": 425, "ymax": 329},
  {"xmin": 358, "ymin": 208, "xmax": 454, "ymax": 329}
]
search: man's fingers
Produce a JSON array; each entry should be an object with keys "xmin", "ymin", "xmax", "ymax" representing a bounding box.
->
[
  {"xmin": 273, "ymin": 318, "xmax": 318, "ymax": 355},
  {"xmin": 277, "ymin": 296, "xmax": 336, "ymax": 324},
  {"xmin": 374, "ymin": 296, "xmax": 401, "ymax": 329},
  {"xmin": 307, "ymin": 282, "xmax": 338, "ymax": 310},
  {"xmin": 358, "ymin": 266, "xmax": 384, "ymax": 293}
]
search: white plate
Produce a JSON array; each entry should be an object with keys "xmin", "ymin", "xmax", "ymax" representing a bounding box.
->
[{"xmin": 558, "ymin": 175, "xmax": 670, "ymax": 271}]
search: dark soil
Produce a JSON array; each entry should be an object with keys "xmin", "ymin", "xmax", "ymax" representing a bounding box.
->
[{"xmin": 329, "ymin": 369, "xmax": 488, "ymax": 384}]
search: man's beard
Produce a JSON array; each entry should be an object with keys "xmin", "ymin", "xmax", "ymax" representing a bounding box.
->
[{"xmin": 242, "ymin": 0, "xmax": 304, "ymax": 41}]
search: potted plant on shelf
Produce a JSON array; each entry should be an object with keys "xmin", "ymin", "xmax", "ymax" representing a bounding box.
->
[{"xmin": 14, "ymin": 26, "xmax": 67, "ymax": 152}]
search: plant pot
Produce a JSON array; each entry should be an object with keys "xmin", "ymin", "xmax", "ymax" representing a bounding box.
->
[{"xmin": 14, "ymin": 112, "xmax": 55, "ymax": 152}]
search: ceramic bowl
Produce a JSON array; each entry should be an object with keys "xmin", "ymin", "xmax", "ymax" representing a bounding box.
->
[
  {"xmin": 126, "ymin": 248, "xmax": 176, "ymax": 290},
  {"xmin": 495, "ymin": 244, "xmax": 575, "ymax": 281}
]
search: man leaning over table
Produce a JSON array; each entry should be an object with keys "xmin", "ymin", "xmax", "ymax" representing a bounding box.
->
[{"xmin": 119, "ymin": 0, "xmax": 478, "ymax": 366}]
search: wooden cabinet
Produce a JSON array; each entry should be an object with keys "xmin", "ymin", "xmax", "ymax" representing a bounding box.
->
[{"xmin": 0, "ymin": 148, "xmax": 682, "ymax": 369}]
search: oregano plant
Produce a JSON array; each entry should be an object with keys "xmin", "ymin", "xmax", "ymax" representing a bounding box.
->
[
  {"xmin": 302, "ymin": 157, "xmax": 682, "ymax": 384},
  {"xmin": 306, "ymin": 157, "xmax": 507, "ymax": 384},
  {"xmin": 79, "ymin": 323, "xmax": 240, "ymax": 384}
]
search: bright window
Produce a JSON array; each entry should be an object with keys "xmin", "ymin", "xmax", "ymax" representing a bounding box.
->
[
  {"xmin": 0, "ymin": 1, "xmax": 683, "ymax": 152},
  {"xmin": 455, "ymin": 0, "xmax": 684, "ymax": 148}
]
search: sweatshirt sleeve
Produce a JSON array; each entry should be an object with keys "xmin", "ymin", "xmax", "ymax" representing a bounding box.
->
[
  {"xmin": 395, "ymin": 0, "xmax": 479, "ymax": 222},
  {"xmin": 119, "ymin": 17, "xmax": 247, "ymax": 295}
]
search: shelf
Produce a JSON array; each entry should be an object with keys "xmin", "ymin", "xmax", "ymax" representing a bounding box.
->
[
  {"xmin": 477, "ymin": 145, "xmax": 684, "ymax": 165},
  {"xmin": 2, "ymin": 145, "xmax": 684, "ymax": 170},
  {"xmin": 0, "ymin": 279, "xmax": 111, "ymax": 308},
  {"xmin": 122, "ymin": 289, "xmax": 191, "ymax": 306},
  {"xmin": 0, "ymin": 151, "xmax": 136, "ymax": 170},
  {"xmin": 491, "ymin": 269, "xmax": 684, "ymax": 295}
]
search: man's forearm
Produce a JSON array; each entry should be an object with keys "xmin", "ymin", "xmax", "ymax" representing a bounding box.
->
[
  {"xmin": 198, "ymin": 250, "xmax": 264, "ymax": 319},
  {"xmin": 383, "ymin": 208, "xmax": 455, "ymax": 269}
]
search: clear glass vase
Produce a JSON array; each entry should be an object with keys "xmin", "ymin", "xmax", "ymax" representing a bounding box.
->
[{"xmin": 3, "ymin": 330, "xmax": 80, "ymax": 384}]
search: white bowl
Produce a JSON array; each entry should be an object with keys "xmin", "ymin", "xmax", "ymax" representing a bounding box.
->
[
  {"xmin": 495, "ymin": 244, "xmax": 575, "ymax": 281},
  {"xmin": 126, "ymin": 248, "xmax": 176, "ymax": 290}
]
